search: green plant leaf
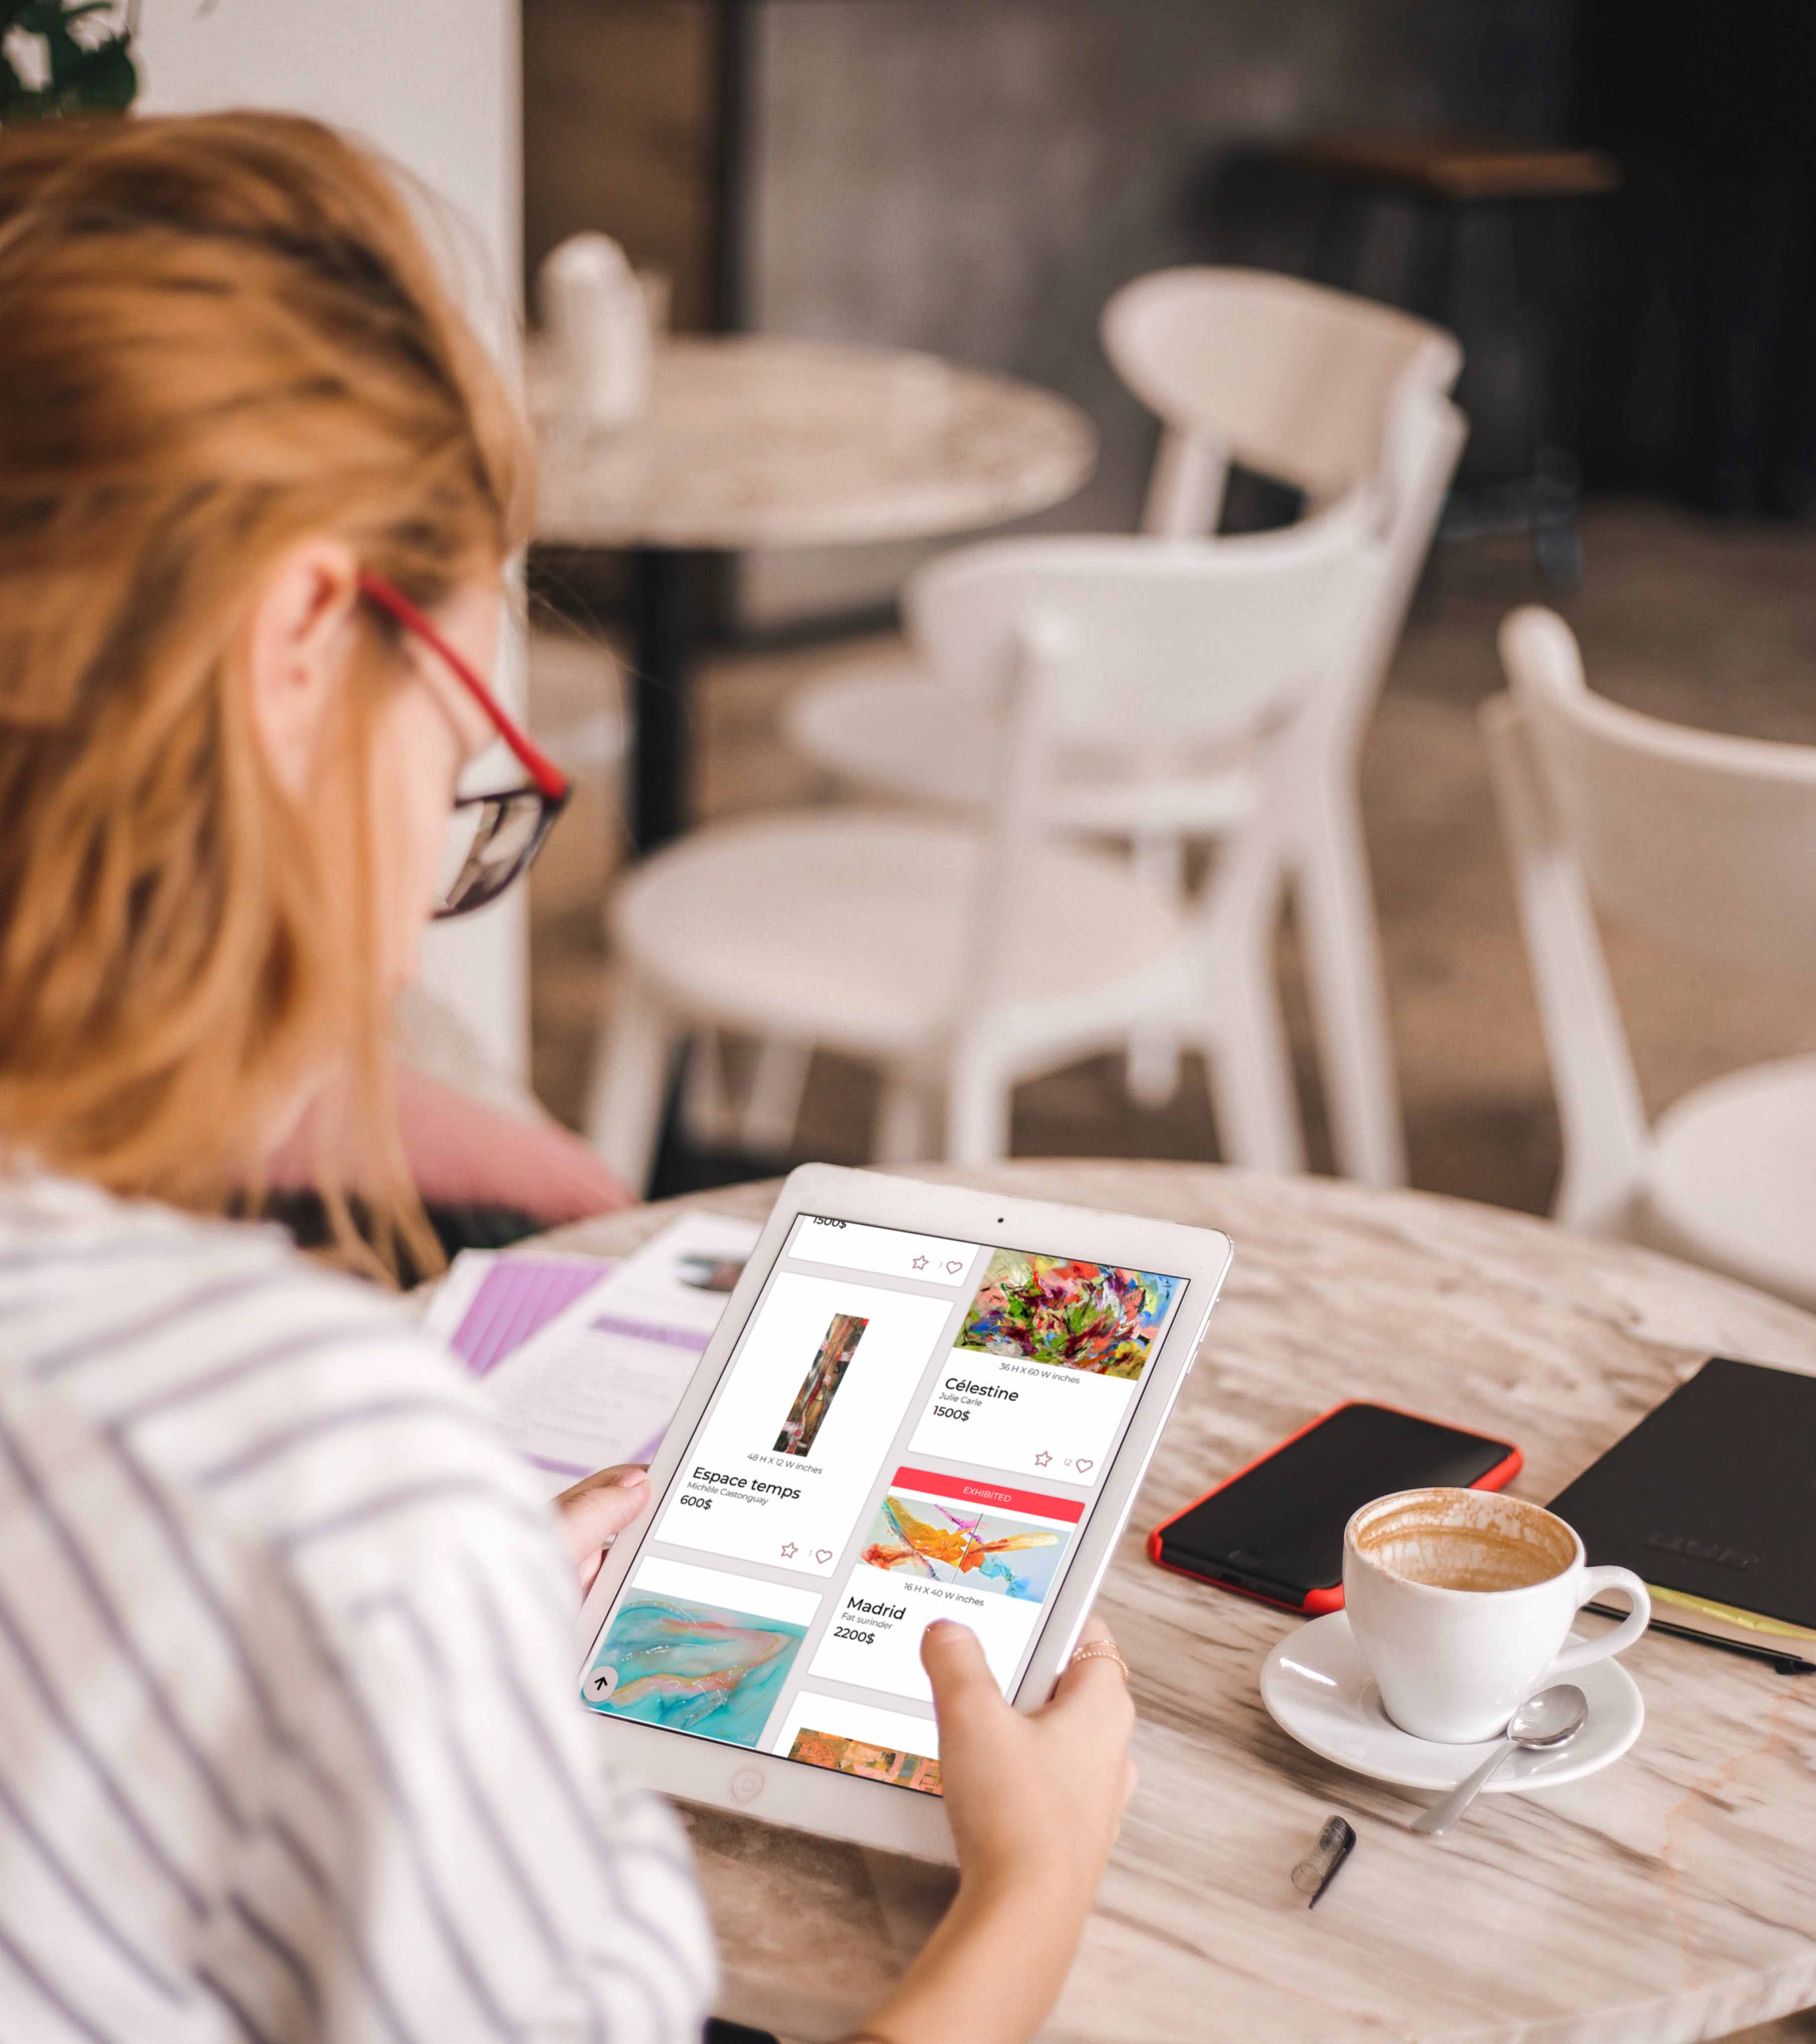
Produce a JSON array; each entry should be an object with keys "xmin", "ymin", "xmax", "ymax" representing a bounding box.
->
[{"xmin": 0, "ymin": 0, "xmax": 136, "ymax": 126}]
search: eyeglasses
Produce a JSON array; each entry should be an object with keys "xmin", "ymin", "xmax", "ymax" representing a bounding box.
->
[{"xmin": 357, "ymin": 570, "xmax": 571, "ymax": 920}]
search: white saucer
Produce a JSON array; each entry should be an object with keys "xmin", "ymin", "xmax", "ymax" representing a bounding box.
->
[{"xmin": 1260, "ymin": 1610, "xmax": 1643, "ymax": 1794}]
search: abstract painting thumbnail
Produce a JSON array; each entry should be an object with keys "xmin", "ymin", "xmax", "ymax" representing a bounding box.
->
[
  {"xmin": 774, "ymin": 1310, "xmax": 867, "ymax": 1456},
  {"xmin": 861, "ymin": 1490, "xmax": 1065, "ymax": 1603},
  {"xmin": 789, "ymin": 1726, "xmax": 943, "ymax": 1796},
  {"xmin": 584, "ymin": 1592, "xmax": 805, "ymax": 1747}
]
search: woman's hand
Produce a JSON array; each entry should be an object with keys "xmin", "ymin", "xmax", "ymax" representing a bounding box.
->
[
  {"xmin": 855, "ymin": 1612, "xmax": 1135, "ymax": 2044},
  {"xmin": 554, "ymin": 1465, "xmax": 649, "ymax": 1596},
  {"xmin": 925, "ymin": 1611, "xmax": 1135, "ymax": 1915}
]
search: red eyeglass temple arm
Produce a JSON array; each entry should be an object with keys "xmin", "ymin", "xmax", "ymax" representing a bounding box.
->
[{"xmin": 356, "ymin": 571, "xmax": 571, "ymax": 803}]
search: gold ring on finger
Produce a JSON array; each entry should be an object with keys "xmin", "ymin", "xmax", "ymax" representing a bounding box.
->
[{"xmin": 1069, "ymin": 1642, "xmax": 1130, "ymax": 1680}]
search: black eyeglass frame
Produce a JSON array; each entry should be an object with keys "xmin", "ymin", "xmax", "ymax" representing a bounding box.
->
[
  {"xmin": 435, "ymin": 783, "xmax": 571, "ymax": 920},
  {"xmin": 357, "ymin": 570, "xmax": 574, "ymax": 921}
]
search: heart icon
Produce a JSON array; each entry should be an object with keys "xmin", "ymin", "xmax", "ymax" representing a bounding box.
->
[
  {"xmin": 945, "ymin": 1260, "xmax": 963, "ymax": 1274},
  {"xmin": 814, "ymin": 1549, "xmax": 833, "ymax": 1565},
  {"xmin": 1074, "ymin": 1459, "xmax": 1093, "ymax": 1475}
]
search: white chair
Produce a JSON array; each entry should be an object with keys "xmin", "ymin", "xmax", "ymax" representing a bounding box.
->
[
  {"xmin": 1103, "ymin": 265, "xmax": 1462, "ymax": 538},
  {"xmin": 783, "ymin": 269, "xmax": 1465, "ymax": 1184},
  {"xmin": 1484, "ymin": 606, "xmax": 1816, "ymax": 1309},
  {"xmin": 587, "ymin": 511, "xmax": 1384, "ymax": 1193}
]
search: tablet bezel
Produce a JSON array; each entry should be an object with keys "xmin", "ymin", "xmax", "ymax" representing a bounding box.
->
[{"xmin": 574, "ymin": 1163, "xmax": 1232, "ymax": 1863}]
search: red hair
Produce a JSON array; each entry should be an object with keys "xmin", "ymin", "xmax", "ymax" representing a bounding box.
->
[{"xmin": 0, "ymin": 111, "xmax": 532, "ymax": 1276}]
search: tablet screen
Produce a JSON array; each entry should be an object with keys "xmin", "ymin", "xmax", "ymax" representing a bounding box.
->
[{"xmin": 581, "ymin": 1213, "xmax": 1186, "ymax": 1796}]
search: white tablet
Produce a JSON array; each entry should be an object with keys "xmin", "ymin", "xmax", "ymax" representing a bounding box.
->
[{"xmin": 574, "ymin": 1163, "xmax": 1232, "ymax": 1862}]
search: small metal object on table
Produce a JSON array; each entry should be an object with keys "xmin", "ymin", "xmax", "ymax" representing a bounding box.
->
[
  {"xmin": 533, "ymin": 1160, "xmax": 1816, "ymax": 2043},
  {"xmin": 1291, "ymin": 1814, "xmax": 1357, "ymax": 1906},
  {"xmin": 529, "ymin": 335, "xmax": 1095, "ymax": 854},
  {"xmin": 1410, "ymin": 1683, "xmax": 1589, "ymax": 1837}
]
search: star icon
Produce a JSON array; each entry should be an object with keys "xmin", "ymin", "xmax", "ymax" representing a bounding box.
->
[
  {"xmin": 911, "ymin": 1255, "xmax": 928, "ymax": 1270},
  {"xmin": 780, "ymin": 1541, "xmax": 797, "ymax": 1558},
  {"xmin": 1033, "ymin": 1450, "xmax": 1052, "ymax": 1468}
]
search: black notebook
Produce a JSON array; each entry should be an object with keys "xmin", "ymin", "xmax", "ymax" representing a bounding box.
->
[{"xmin": 1549, "ymin": 1356, "xmax": 1816, "ymax": 1653}]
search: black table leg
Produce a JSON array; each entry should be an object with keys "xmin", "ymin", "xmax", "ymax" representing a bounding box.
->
[
  {"xmin": 628, "ymin": 545, "xmax": 698, "ymax": 855},
  {"xmin": 623, "ymin": 544, "xmax": 771, "ymax": 1198}
]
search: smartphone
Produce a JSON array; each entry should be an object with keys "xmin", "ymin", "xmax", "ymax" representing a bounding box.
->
[{"xmin": 1147, "ymin": 1401, "xmax": 1522, "ymax": 1615}]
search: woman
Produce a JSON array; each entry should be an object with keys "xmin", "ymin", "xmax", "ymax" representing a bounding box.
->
[{"xmin": 0, "ymin": 112, "xmax": 1134, "ymax": 2042}]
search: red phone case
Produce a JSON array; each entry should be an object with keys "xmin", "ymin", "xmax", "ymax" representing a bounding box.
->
[{"xmin": 1146, "ymin": 1399, "xmax": 1523, "ymax": 1616}]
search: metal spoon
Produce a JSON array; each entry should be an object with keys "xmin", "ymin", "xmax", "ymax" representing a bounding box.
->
[{"xmin": 1411, "ymin": 1684, "xmax": 1589, "ymax": 1836}]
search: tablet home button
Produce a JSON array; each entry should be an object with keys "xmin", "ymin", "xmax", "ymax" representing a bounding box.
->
[{"xmin": 730, "ymin": 1767, "xmax": 764, "ymax": 1802}]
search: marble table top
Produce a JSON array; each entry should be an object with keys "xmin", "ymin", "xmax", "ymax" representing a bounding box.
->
[
  {"xmin": 537, "ymin": 1161, "xmax": 1816, "ymax": 2044},
  {"xmin": 527, "ymin": 334, "xmax": 1096, "ymax": 551}
]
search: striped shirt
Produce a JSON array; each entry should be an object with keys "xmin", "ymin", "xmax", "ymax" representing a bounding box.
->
[{"xmin": 0, "ymin": 1170, "xmax": 716, "ymax": 2043}]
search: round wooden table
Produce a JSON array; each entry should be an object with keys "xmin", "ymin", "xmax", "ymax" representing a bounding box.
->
[
  {"xmin": 529, "ymin": 335, "xmax": 1095, "ymax": 851},
  {"xmin": 543, "ymin": 1161, "xmax": 1816, "ymax": 2044}
]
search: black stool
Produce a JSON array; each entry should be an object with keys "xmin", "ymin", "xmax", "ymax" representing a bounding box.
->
[{"xmin": 1261, "ymin": 136, "xmax": 1620, "ymax": 586}]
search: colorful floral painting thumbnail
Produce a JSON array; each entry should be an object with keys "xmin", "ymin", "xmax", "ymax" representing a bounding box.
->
[
  {"xmin": 789, "ymin": 1727, "xmax": 943, "ymax": 1796},
  {"xmin": 584, "ymin": 1592, "xmax": 804, "ymax": 1747},
  {"xmin": 956, "ymin": 1250, "xmax": 1179, "ymax": 1379}
]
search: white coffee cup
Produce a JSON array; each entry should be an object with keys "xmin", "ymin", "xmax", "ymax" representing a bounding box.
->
[{"xmin": 1342, "ymin": 1487, "xmax": 1650, "ymax": 1744}]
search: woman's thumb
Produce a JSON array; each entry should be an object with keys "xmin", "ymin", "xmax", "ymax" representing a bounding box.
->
[
  {"xmin": 557, "ymin": 1465, "xmax": 650, "ymax": 1561},
  {"xmin": 920, "ymin": 1619, "xmax": 997, "ymax": 1714}
]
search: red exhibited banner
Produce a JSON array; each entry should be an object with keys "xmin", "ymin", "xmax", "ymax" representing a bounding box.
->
[{"xmin": 890, "ymin": 1464, "xmax": 1085, "ymax": 1524}]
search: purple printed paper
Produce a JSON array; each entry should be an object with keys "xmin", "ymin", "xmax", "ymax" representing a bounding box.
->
[{"xmin": 453, "ymin": 1258, "xmax": 614, "ymax": 1377}]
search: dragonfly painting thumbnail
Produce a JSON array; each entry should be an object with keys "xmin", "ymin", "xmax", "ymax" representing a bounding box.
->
[
  {"xmin": 956, "ymin": 1251, "xmax": 1179, "ymax": 1379},
  {"xmin": 861, "ymin": 1490, "xmax": 1067, "ymax": 1603}
]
